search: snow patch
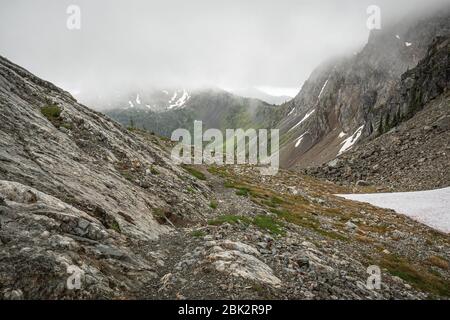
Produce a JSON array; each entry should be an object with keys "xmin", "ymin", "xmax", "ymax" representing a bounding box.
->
[
  {"xmin": 338, "ymin": 132, "xmax": 347, "ymax": 138},
  {"xmin": 128, "ymin": 101, "xmax": 134, "ymax": 108},
  {"xmin": 336, "ymin": 187, "xmax": 450, "ymax": 233},
  {"xmin": 295, "ymin": 132, "xmax": 308, "ymax": 148},
  {"xmin": 136, "ymin": 94, "xmax": 141, "ymax": 105},
  {"xmin": 338, "ymin": 125, "xmax": 364, "ymax": 155},
  {"xmin": 169, "ymin": 92, "xmax": 178, "ymax": 104},
  {"xmin": 168, "ymin": 89, "xmax": 190, "ymax": 109},
  {"xmin": 162, "ymin": 90, "xmax": 169, "ymax": 95},
  {"xmin": 287, "ymin": 108, "xmax": 295, "ymax": 116},
  {"xmin": 318, "ymin": 78, "xmax": 329, "ymax": 100},
  {"xmin": 288, "ymin": 109, "xmax": 315, "ymax": 132},
  {"xmin": 395, "ymin": 35, "xmax": 401, "ymax": 39},
  {"xmin": 405, "ymin": 42, "xmax": 412, "ymax": 47}
]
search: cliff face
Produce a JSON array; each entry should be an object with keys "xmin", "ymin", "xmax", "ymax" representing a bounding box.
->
[
  {"xmin": 277, "ymin": 9, "xmax": 450, "ymax": 169},
  {"xmin": 307, "ymin": 36, "xmax": 450, "ymax": 191}
]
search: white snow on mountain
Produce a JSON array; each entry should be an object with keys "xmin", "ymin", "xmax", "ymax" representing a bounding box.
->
[
  {"xmin": 295, "ymin": 132, "xmax": 308, "ymax": 148},
  {"xmin": 318, "ymin": 78, "xmax": 329, "ymax": 100},
  {"xmin": 338, "ymin": 131, "xmax": 347, "ymax": 138},
  {"xmin": 338, "ymin": 125, "xmax": 364, "ymax": 155},
  {"xmin": 287, "ymin": 108, "xmax": 295, "ymax": 116},
  {"xmin": 168, "ymin": 89, "xmax": 191, "ymax": 109},
  {"xmin": 115, "ymin": 89, "xmax": 192, "ymax": 112},
  {"xmin": 395, "ymin": 34, "xmax": 401, "ymax": 39},
  {"xmin": 288, "ymin": 109, "xmax": 316, "ymax": 132},
  {"xmin": 169, "ymin": 92, "xmax": 178, "ymax": 104},
  {"xmin": 336, "ymin": 187, "xmax": 450, "ymax": 233},
  {"xmin": 405, "ymin": 42, "xmax": 412, "ymax": 47}
]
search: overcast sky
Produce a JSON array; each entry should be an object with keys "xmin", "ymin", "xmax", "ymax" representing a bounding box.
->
[{"xmin": 0, "ymin": 0, "xmax": 447, "ymax": 101}]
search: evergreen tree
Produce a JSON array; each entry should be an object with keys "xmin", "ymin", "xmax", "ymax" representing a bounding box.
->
[
  {"xmin": 377, "ymin": 117, "xmax": 383, "ymax": 136},
  {"xmin": 384, "ymin": 113, "xmax": 390, "ymax": 132},
  {"xmin": 129, "ymin": 117, "xmax": 135, "ymax": 129}
]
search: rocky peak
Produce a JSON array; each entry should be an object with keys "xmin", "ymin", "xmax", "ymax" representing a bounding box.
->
[{"xmin": 277, "ymin": 8, "xmax": 450, "ymax": 169}]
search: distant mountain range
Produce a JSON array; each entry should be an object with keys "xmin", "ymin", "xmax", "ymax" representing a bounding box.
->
[
  {"xmin": 84, "ymin": 88, "xmax": 192, "ymax": 113},
  {"xmin": 103, "ymin": 88, "xmax": 284, "ymax": 137},
  {"xmin": 97, "ymin": 8, "xmax": 449, "ymax": 179}
]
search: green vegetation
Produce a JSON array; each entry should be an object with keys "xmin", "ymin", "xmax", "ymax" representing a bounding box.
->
[
  {"xmin": 207, "ymin": 166, "xmax": 227, "ymax": 178},
  {"xmin": 380, "ymin": 255, "xmax": 450, "ymax": 297},
  {"xmin": 60, "ymin": 122, "xmax": 73, "ymax": 130},
  {"xmin": 153, "ymin": 208, "xmax": 166, "ymax": 218},
  {"xmin": 209, "ymin": 200, "xmax": 218, "ymax": 209},
  {"xmin": 182, "ymin": 165, "xmax": 206, "ymax": 180},
  {"xmin": 190, "ymin": 230, "xmax": 206, "ymax": 238},
  {"xmin": 235, "ymin": 187, "xmax": 250, "ymax": 197},
  {"xmin": 127, "ymin": 117, "xmax": 136, "ymax": 130},
  {"xmin": 109, "ymin": 220, "xmax": 121, "ymax": 233},
  {"xmin": 40, "ymin": 104, "xmax": 74, "ymax": 130},
  {"xmin": 208, "ymin": 214, "xmax": 251, "ymax": 226},
  {"xmin": 149, "ymin": 165, "xmax": 159, "ymax": 175},
  {"xmin": 224, "ymin": 181, "xmax": 251, "ymax": 197},
  {"xmin": 253, "ymin": 215, "xmax": 284, "ymax": 235},
  {"xmin": 211, "ymin": 167, "xmax": 349, "ymax": 241},
  {"xmin": 118, "ymin": 169, "xmax": 134, "ymax": 181},
  {"xmin": 41, "ymin": 104, "xmax": 61, "ymax": 121},
  {"xmin": 186, "ymin": 187, "xmax": 195, "ymax": 194}
]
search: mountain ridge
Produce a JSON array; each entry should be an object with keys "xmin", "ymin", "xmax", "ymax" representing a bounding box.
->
[{"xmin": 276, "ymin": 8, "xmax": 450, "ymax": 169}]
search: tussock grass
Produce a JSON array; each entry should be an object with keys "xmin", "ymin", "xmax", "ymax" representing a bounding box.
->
[
  {"xmin": 208, "ymin": 214, "xmax": 284, "ymax": 235},
  {"xmin": 380, "ymin": 255, "xmax": 450, "ymax": 298},
  {"xmin": 190, "ymin": 230, "xmax": 206, "ymax": 238},
  {"xmin": 426, "ymin": 255, "xmax": 449, "ymax": 270},
  {"xmin": 41, "ymin": 104, "xmax": 61, "ymax": 120},
  {"xmin": 253, "ymin": 215, "xmax": 284, "ymax": 235},
  {"xmin": 209, "ymin": 200, "xmax": 218, "ymax": 209},
  {"xmin": 183, "ymin": 165, "xmax": 206, "ymax": 180}
]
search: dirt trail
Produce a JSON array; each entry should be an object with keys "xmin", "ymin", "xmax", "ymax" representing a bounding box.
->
[{"xmin": 130, "ymin": 165, "xmax": 449, "ymax": 299}]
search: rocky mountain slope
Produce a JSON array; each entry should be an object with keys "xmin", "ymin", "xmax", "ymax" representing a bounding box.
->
[
  {"xmin": 1, "ymin": 55, "xmax": 449, "ymax": 300},
  {"xmin": 105, "ymin": 88, "xmax": 282, "ymax": 138},
  {"xmin": 277, "ymin": 8, "xmax": 450, "ymax": 169},
  {"xmin": 307, "ymin": 35, "xmax": 449, "ymax": 191},
  {"xmin": 0, "ymin": 55, "xmax": 214, "ymax": 298}
]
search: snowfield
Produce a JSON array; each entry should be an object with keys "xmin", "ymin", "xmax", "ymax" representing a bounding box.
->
[
  {"xmin": 318, "ymin": 77, "xmax": 329, "ymax": 100},
  {"xmin": 337, "ymin": 187, "xmax": 450, "ymax": 233}
]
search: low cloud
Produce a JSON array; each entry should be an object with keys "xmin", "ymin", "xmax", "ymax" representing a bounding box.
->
[{"xmin": 0, "ymin": 0, "xmax": 448, "ymax": 103}]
